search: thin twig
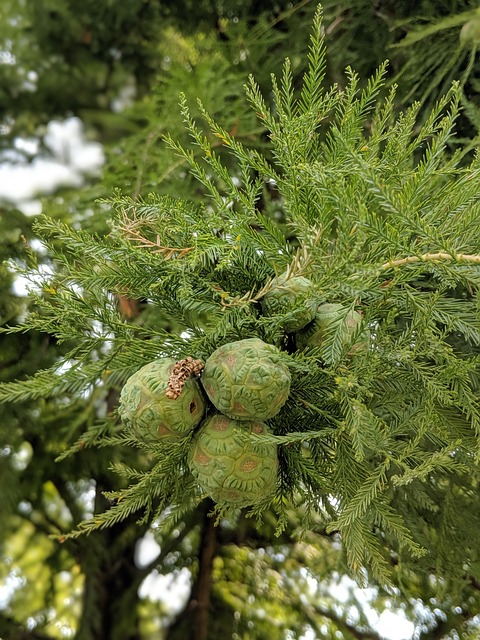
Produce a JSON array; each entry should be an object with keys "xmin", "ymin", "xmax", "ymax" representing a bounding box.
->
[
  {"xmin": 219, "ymin": 248, "xmax": 312, "ymax": 308},
  {"xmin": 379, "ymin": 252, "xmax": 480, "ymax": 271},
  {"xmin": 117, "ymin": 209, "xmax": 194, "ymax": 259}
]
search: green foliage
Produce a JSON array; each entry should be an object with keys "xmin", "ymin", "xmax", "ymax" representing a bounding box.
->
[
  {"xmin": 4, "ymin": 5, "xmax": 480, "ymax": 639},
  {"xmin": 316, "ymin": 0, "xmax": 480, "ymax": 140},
  {"xmin": 2, "ymin": 8, "xmax": 480, "ymax": 600},
  {"xmin": 0, "ymin": 0, "xmax": 162, "ymax": 142},
  {"xmin": 390, "ymin": 4, "xmax": 480, "ymax": 113}
]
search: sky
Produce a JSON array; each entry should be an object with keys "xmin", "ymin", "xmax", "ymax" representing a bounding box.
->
[{"xmin": 0, "ymin": 117, "xmax": 104, "ymax": 215}]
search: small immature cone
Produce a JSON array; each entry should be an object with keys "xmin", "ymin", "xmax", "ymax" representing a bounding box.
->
[{"xmin": 166, "ymin": 357, "xmax": 204, "ymax": 399}]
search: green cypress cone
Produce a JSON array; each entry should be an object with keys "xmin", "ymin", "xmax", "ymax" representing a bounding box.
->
[
  {"xmin": 188, "ymin": 414, "xmax": 278, "ymax": 507},
  {"xmin": 119, "ymin": 358, "xmax": 205, "ymax": 442},
  {"xmin": 200, "ymin": 338, "xmax": 291, "ymax": 421}
]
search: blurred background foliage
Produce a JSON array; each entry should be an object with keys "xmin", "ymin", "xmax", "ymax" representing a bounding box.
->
[{"xmin": 1, "ymin": 1, "xmax": 480, "ymax": 639}]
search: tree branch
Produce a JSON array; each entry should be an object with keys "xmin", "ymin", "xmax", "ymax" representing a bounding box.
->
[
  {"xmin": 379, "ymin": 252, "xmax": 480, "ymax": 272},
  {"xmin": 189, "ymin": 502, "xmax": 217, "ymax": 640},
  {"xmin": 136, "ymin": 514, "xmax": 195, "ymax": 581},
  {"xmin": 165, "ymin": 501, "xmax": 218, "ymax": 640},
  {"xmin": 301, "ymin": 601, "xmax": 383, "ymax": 640}
]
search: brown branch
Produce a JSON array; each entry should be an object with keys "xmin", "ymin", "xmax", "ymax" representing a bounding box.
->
[
  {"xmin": 303, "ymin": 602, "xmax": 382, "ymax": 640},
  {"xmin": 190, "ymin": 503, "xmax": 218, "ymax": 640},
  {"xmin": 469, "ymin": 575, "xmax": 480, "ymax": 591},
  {"xmin": 165, "ymin": 501, "xmax": 218, "ymax": 640},
  {"xmin": 325, "ymin": 15, "xmax": 345, "ymax": 36}
]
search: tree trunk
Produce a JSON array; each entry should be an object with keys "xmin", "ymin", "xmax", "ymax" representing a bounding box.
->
[
  {"xmin": 166, "ymin": 501, "xmax": 218, "ymax": 640},
  {"xmin": 190, "ymin": 504, "xmax": 217, "ymax": 640},
  {"xmin": 75, "ymin": 482, "xmax": 145, "ymax": 640}
]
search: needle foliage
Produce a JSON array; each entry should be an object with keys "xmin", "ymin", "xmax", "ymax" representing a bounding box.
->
[{"xmin": 1, "ymin": 6, "xmax": 480, "ymax": 590}]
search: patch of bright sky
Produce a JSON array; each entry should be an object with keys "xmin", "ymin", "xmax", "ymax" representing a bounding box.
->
[
  {"xmin": 136, "ymin": 532, "xmax": 191, "ymax": 614},
  {"xmin": 310, "ymin": 572, "xmax": 415, "ymax": 640},
  {"xmin": 0, "ymin": 571, "xmax": 25, "ymax": 609},
  {"xmin": 0, "ymin": 117, "xmax": 104, "ymax": 215},
  {"xmin": 11, "ymin": 258, "xmax": 54, "ymax": 297}
]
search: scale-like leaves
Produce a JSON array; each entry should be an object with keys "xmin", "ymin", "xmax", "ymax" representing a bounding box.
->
[{"xmin": 1, "ymin": 6, "xmax": 480, "ymax": 587}]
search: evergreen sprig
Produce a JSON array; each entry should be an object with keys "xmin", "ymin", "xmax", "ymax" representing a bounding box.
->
[{"xmin": 2, "ymin": 5, "xmax": 480, "ymax": 586}]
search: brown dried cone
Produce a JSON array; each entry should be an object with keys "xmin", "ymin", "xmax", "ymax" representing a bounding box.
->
[
  {"xmin": 166, "ymin": 356, "xmax": 204, "ymax": 399},
  {"xmin": 119, "ymin": 358, "xmax": 205, "ymax": 442},
  {"xmin": 188, "ymin": 414, "xmax": 278, "ymax": 507}
]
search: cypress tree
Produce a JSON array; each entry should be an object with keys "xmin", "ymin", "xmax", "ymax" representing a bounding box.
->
[{"xmin": 2, "ymin": 5, "xmax": 480, "ymax": 638}]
